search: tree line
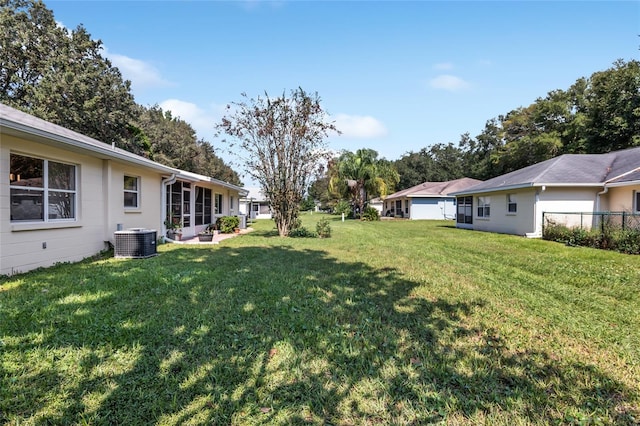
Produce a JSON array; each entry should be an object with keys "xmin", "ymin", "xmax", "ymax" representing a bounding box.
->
[
  {"xmin": 308, "ymin": 59, "xmax": 639, "ymax": 212},
  {"xmin": 393, "ymin": 59, "xmax": 640, "ymax": 189},
  {"xmin": 0, "ymin": 0, "xmax": 240, "ymax": 185}
]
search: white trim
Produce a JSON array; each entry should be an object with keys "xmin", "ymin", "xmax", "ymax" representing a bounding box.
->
[{"xmin": 451, "ymin": 182, "xmax": 603, "ymax": 197}]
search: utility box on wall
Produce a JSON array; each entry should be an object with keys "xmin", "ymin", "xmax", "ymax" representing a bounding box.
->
[{"xmin": 114, "ymin": 229, "xmax": 157, "ymax": 259}]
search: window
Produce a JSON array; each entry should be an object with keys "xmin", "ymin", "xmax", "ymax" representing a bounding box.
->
[
  {"xmin": 635, "ymin": 191, "xmax": 640, "ymax": 213},
  {"xmin": 195, "ymin": 187, "xmax": 212, "ymax": 225},
  {"xmin": 457, "ymin": 196, "xmax": 473, "ymax": 224},
  {"xmin": 507, "ymin": 194, "xmax": 517, "ymax": 213},
  {"xmin": 124, "ymin": 176, "xmax": 139, "ymax": 208},
  {"xmin": 230, "ymin": 195, "xmax": 235, "ymax": 214},
  {"xmin": 477, "ymin": 196, "xmax": 490, "ymax": 218},
  {"xmin": 214, "ymin": 193, "xmax": 223, "ymax": 214},
  {"xmin": 10, "ymin": 153, "xmax": 76, "ymax": 222}
]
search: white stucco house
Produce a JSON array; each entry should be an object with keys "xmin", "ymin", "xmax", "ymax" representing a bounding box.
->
[
  {"xmin": 450, "ymin": 147, "xmax": 640, "ymax": 237},
  {"xmin": 239, "ymin": 187, "xmax": 272, "ymax": 220},
  {"xmin": 1, "ymin": 103, "xmax": 246, "ymax": 276},
  {"xmin": 383, "ymin": 178, "xmax": 482, "ymax": 220}
]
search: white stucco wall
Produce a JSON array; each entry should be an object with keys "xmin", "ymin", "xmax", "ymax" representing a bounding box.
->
[
  {"xmin": 467, "ymin": 189, "xmax": 538, "ymax": 236},
  {"xmin": 537, "ymin": 187, "xmax": 599, "ymax": 231}
]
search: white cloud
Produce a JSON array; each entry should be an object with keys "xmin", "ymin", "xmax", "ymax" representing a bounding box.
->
[
  {"xmin": 332, "ymin": 114, "xmax": 388, "ymax": 139},
  {"xmin": 433, "ymin": 62, "xmax": 454, "ymax": 70},
  {"xmin": 106, "ymin": 51, "xmax": 172, "ymax": 90},
  {"xmin": 159, "ymin": 99, "xmax": 226, "ymax": 141},
  {"xmin": 429, "ymin": 74, "xmax": 471, "ymax": 92}
]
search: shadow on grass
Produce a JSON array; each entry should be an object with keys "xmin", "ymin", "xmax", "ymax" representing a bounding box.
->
[{"xmin": 1, "ymin": 245, "xmax": 637, "ymax": 424}]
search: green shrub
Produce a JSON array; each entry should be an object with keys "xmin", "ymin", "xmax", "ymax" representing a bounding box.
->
[
  {"xmin": 316, "ymin": 218, "xmax": 331, "ymax": 238},
  {"xmin": 333, "ymin": 200, "xmax": 351, "ymax": 217},
  {"xmin": 216, "ymin": 215, "xmax": 239, "ymax": 233},
  {"xmin": 543, "ymin": 222, "xmax": 572, "ymax": 242},
  {"xmin": 289, "ymin": 227, "xmax": 317, "ymax": 238},
  {"xmin": 610, "ymin": 228, "xmax": 640, "ymax": 254},
  {"xmin": 362, "ymin": 206, "xmax": 380, "ymax": 221},
  {"xmin": 544, "ymin": 220, "xmax": 640, "ymax": 254}
]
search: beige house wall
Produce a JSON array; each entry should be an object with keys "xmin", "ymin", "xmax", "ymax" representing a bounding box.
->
[
  {"xmin": 2, "ymin": 135, "xmax": 107, "ymax": 275},
  {"xmin": 606, "ymin": 185, "xmax": 640, "ymax": 212},
  {"xmin": 109, "ymin": 162, "xmax": 164, "ymax": 237}
]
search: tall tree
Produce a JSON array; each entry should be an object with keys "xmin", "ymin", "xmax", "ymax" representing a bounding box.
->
[
  {"xmin": 330, "ymin": 148, "xmax": 399, "ymax": 217},
  {"xmin": 394, "ymin": 148, "xmax": 438, "ymax": 189},
  {"xmin": 583, "ymin": 59, "xmax": 640, "ymax": 153},
  {"xmin": 428, "ymin": 142, "xmax": 466, "ymax": 181},
  {"xmin": 0, "ymin": 0, "xmax": 139, "ymax": 148},
  {"xmin": 308, "ymin": 157, "xmax": 338, "ymax": 210},
  {"xmin": 216, "ymin": 88, "xmax": 337, "ymax": 236},
  {"xmin": 136, "ymin": 105, "xmax": 241, "ymax": 184}
]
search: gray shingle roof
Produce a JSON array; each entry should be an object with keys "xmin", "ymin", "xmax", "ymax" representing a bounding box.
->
[
  {"xmin": 452, "ymin": 146, "xmax": 640, "ymax": 195},
  {"xmin": 386, "ymin": 177, "xmax": 483, "ymax": 200}
]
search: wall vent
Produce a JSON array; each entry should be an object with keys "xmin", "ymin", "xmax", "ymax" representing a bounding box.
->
[{"xmin": 114, "ymin": 229, "xmax": 157, "ymax": 258}]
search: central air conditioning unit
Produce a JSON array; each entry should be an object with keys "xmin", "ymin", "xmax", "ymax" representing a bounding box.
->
[{"xmin": 114, "ymin": 229, "xmax": 157, "ymax": 259}]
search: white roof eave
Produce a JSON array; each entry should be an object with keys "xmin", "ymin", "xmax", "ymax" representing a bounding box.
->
[
  {"xmin": 450, "ymin": 182, "xmax": 604, "ymax": 196},
  {"xmin": 2, "ymin": 117, "xmax": 176, "ymax": 175}
]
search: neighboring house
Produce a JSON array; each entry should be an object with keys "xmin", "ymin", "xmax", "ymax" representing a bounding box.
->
[
  {"xmin": 239, "ymin": 187, "xmax": 272, "ymax": 219},
  {"xmin": 384, "ymin": 178, "xmax": 483, "ymax": 220},
  {"xmin": 450, "ymin": 147, "xmax": 640, "ymax": 237},
  {"xmin": 1, "ymin": 103, "xmax": 246, "ymax": 276}
]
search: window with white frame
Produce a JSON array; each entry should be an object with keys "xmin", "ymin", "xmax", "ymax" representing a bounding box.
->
[
  {"xmin": 214, "ymin": 193, "xmax": 223, "ymax": 214},
  {"xmin": 477, "ymin": 196, "xmax": 490, "ymax": 218},
  {"xmin": 635, "ymin": 191, "xmax": 640, "ymax": 213},
  {"xmin": 10, "ymin": 153, "xmax": 77, "ymax": 222},
  {"xmin": 507, "ymin": 193, "xmax": 517, "ymax": 213},
  {"xmin": 124, "ymin": 175, "xmax": 139, "ymax": 208}
]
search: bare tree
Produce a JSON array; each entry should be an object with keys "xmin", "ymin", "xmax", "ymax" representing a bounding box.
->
[{"xmin": 217, "ymin": 88, "xmax": 338, "ymax": 236}]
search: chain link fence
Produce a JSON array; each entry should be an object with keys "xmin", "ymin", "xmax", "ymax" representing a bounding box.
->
[{"xmin": 542, "ymin": 211, "xmax": 640, "ymax": 254}]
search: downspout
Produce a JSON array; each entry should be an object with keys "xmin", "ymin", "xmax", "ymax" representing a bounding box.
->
[
  {"xmin": 596, "ymin": 184, "xmax": 609, "ymax": 212},
  {"xmin": 161, "ymin": 174, "xmax": 177, "ymax": 237},
  {"xmin": 595, "ymin": 183, "xmax": 609, "ymax": 230}
]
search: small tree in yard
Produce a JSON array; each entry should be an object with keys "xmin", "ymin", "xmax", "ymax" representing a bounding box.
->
[{"xmin": 217, "ymin": 88, "xmax": 338, "ymax": 236}]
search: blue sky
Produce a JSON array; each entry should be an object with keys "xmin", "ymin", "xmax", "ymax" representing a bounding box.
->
[{"xmin": 47, "ymin": 0, "xmax": 639, "ymax": 168}]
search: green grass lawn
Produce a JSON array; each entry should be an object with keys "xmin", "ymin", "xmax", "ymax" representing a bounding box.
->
[{"xmin": 1, "ymin": 215, "xmax": 639, "ymax": 425}]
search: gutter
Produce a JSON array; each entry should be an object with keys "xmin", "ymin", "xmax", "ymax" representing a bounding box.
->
[
  {"xmin": 450, "ymin": 182, "xmax": 603, "ymax": 197},
  {"xmin": 2, "ymin": 117, "xmax": 176, "ymax": 174}
]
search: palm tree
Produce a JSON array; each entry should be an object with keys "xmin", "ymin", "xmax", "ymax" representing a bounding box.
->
[{"xmin": 329, "ymin": 148, "xmax": 399, "ymax": 218}]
